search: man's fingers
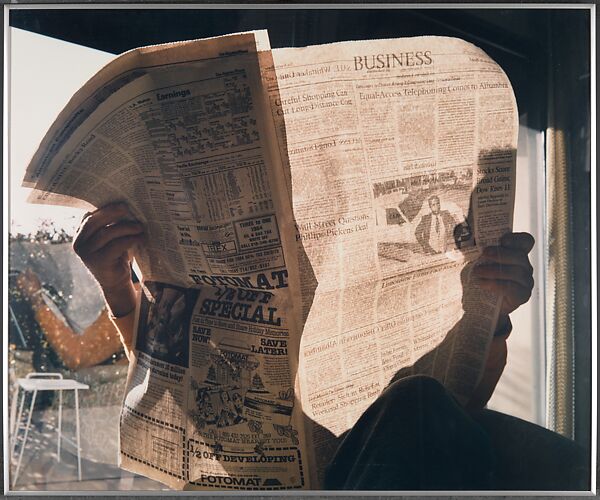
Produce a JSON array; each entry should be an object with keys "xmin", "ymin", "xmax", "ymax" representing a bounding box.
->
[
  {"xmin": 481, "ymin": 246, "xmax": 534, "ymax": 273},
  {"xmin": 474, "ymin": 263, "xmax": 534, "ymax": 290},
  {"xmin": 73, "ymin": 202, "xmax": 133, "ymax": 252},
  {"xmin": 79, "ymin": 221, "xmax": 144, "ymax": 255},
  {"xmin": 90, "ymin": 234, "xmax": 144, "ymax": 263},
  {"xmin": 75, "ymin": 210, "xmax": 94, "ymax": 234},
  {"xmin": 478, "ymin": 279, "xmax": 532, "ymax": 306},
  {"xmin": 500, "ymin": 232, "xmax": 535, "ymax": 253}
]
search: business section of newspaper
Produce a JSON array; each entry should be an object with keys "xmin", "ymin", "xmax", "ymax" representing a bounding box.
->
[{"xmin": 268, "ymin": 36, "xmax": 518, "ymax": 483}]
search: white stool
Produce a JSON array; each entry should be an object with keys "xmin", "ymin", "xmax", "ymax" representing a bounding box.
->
[{"xmin": 10, "ymin": 373, "xmax": 89, "ymax": 487}]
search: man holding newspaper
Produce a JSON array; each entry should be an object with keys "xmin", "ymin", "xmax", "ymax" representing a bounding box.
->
[
  {"xmin": 63, "ymin": 202, "xmax": 585, "ymax": 490},
  {"xmin": 20, "ymin": 32, "xmax": 588, "ymax": 491}
]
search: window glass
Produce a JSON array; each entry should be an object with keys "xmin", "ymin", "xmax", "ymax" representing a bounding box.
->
[{"xmin": 8, "ymin": 27, "xmax": 165, "ymax": 491}]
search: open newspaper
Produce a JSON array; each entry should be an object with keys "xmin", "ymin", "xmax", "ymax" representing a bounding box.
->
[{"xmin": 22, "ymin": 30, "xmax": 518, "ymax": 490}]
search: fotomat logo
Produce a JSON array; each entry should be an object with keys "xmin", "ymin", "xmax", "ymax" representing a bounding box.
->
[
  {"xmin": 200, "ymin": 474, "xmax": 261, "ymax": 486},
  {"xmin": 354, "ymin": 51, "xmax": 433, "ymax": 70}
]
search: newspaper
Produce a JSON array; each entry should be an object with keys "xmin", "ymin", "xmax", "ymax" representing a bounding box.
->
[{"xmin": 22, "ymin": 31, "xmax": 517, "ymax": 490}]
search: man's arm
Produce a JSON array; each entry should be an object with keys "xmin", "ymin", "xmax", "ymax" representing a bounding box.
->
[
  {"xmin": 109, "ymin": 305, "xmax": 138, "ymax": 360},
  {"xmin": 466, "ymin": 320, "xmax": 511, "ymax": 411},
  {"xmin": 467, "ymin": 232, "xmax": 535, "ymax": 410},
  {"xmin": 73, "ymin": 202, "xmax": 144, "ymax": 360}
]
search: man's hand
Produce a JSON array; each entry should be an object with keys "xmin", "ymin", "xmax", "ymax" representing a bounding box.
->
[
  {"xmin": 466, "ymin": 232, "xmax": 535, "ymax": 410},
  {"xmin": 73, "ymin": 202, "xmax": 144, "ymax": 317},
  {"xmin": 474, "ymin": 232, "xmax": 535, "ymax": 329}
]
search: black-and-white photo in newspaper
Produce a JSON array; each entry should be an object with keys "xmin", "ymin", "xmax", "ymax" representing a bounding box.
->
[
  {"xmin": 373, "ymin": 168, "xmax": 475, "ymax": 275},
  {"xmin": 136, "ymin": 283, "xmax": 192, "ymax": 367}
]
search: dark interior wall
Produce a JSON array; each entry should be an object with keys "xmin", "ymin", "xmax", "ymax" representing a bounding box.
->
[
  {"xmin": 10, "ymin": 8, "xmax": 547, "ymax": 125},
  {"xmin": 9, "ymin": 8, "xmax": 547, "ymax": 53}
]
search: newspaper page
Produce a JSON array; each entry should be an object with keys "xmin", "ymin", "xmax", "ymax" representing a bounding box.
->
[
  {"xmin": 22, "ymin": 32, "xmax": 311, "ymax": 490},
  {"xmin": 264, "ymin": 36, "xmax": 517, "ymax": 484}
]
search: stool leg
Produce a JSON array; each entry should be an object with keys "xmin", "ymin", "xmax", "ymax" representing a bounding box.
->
[
  {"xmin": 75, "ymin": 389, "xmax": 82, "ymax": 481},
  {"xmin": 10, "ymin": 385, "xmax": 19, "ymax": 438},
  {"xmin": 57, "ymin": 389, "xmax": 62, "ymax": 462},
  {"xmin": 13, "ymin": 390, "xmax": 37, "ymax": 488},
  {"xmin": 11, "ymin": 388, "xmax": 24, "ymax": 458}
]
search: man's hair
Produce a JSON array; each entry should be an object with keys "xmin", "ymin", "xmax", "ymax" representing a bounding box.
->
[{"xmin": 428, "ymin": 195, "xmax": 440, "ymax": 204}]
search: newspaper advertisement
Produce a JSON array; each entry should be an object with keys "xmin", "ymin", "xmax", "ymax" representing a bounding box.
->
[
  {"xmin": 122, "ymin": 279, "xmax": 305, "ymax": 490},
  {"xmin": 22, "ymin": 32, "xmax": 517, "ymax": 490}
]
